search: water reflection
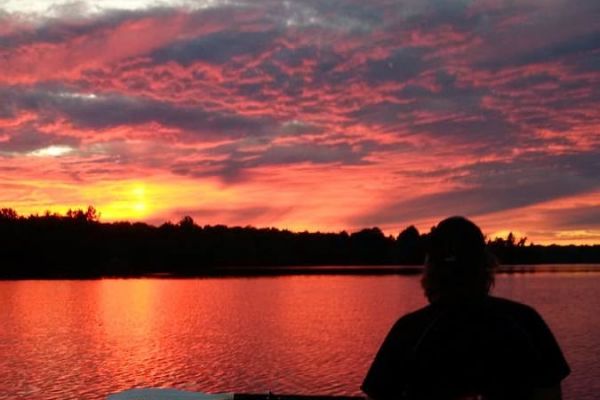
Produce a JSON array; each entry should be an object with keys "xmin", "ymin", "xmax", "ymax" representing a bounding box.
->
[{"xmin": 0, "ymin": 271, "xmax": 599, "ymax": 400}]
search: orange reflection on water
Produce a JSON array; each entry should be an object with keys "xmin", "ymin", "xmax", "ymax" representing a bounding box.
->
[
  {"xmin": 98, "ymin": 279, "xmax": 157, "ymax": 340},
  {"xmin": 0, "ymin": 277, "xmax": 428, "ymax": 398},
  {"xmin": 96, "ymin": 279, "xmax": 162, "ymax": 389},
  {"xmin": 0, "ymin": 281, "xmax": 105, "ymax": 398}
]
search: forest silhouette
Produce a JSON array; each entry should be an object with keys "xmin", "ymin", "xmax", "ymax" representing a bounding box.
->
[{"xmin": 1, "ymin": 207, "xmax": 599, "ymax": 279}]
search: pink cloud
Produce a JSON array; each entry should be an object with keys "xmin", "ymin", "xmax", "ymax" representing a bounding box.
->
[{"xmin": 0, "ymin": 0, "xmax": 598, "ymax": 243}]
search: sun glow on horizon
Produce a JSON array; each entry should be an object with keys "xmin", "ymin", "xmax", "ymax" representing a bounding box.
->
[
  {"xmin": 131, "ymin": 184, "xmax": 147, "ymax": 215},
  {"xmin": 2, "ymin": 175, "xmax": 238, "ymax": 224},
  {"xmin": 79, "ymin": 178, "xmax": 236, "ymax": 222}
]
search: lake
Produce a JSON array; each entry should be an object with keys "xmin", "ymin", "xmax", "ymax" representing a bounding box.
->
[{"xmin": 1, "ymin": 267, "xmax": 599, "ymax": 400}]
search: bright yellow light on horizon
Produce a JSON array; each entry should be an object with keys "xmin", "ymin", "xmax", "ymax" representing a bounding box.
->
[
  {"xmin": 92, "ymin": 182, "xmax": 155, "ymax": 220},
  {"xmin": 75, "ymin": 177, "xmax": 234, "ymax": 222},
  {"xmin": 131, "ymin": 184, "xmax": 147, "ymax": 214}
]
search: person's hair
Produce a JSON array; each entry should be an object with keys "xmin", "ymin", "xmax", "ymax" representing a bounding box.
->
[{"xmin": 421, "ymin": 216, "xmax": 497, "ymax": 302}]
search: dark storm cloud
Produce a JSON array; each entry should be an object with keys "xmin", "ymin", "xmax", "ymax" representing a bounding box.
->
[
  {"xmin": 354, "ymin": 180, "xmax": 593, "ymax": 228},
  {"xmin": 415, "ymin": 115, "xmax": 518, "ymax": 144},
  {"xmin": 351, "ymin": 69, "xmax": 520, "ymax": 147},
  {"xmin": 271, "ymin": 45, "xmax": 323, "ymax": 67},
  {"xmin": 0, "ymin": 128, "xmax": 79, "ymax": 155},
  {"xmin": 365, "ymin": 47, "xmax": 428, "ymax": 83},
  {"xmin": 478, "ymin": 31, "xmax": 600, "ymax": 70},
  {"xmin": 353, "ymin": 151, "xmax": 600, "ymax": 226},
  {"xmin": 501, "ymin": 73, "xmax": 560, "ymax": 90},
  {"xmin": 172, "ymin": 140, "xmax": 375, "ymax": 182},
  {"xmin": 0, "ymin": 86, "xmax": 277, "ymax": 138},
  {"xmin": 256, "ymin": 142, "xmax": 370, "ymax": 165},
  {"xmin": 541, "ymin": 206, "xmax": 600, "ymax": 231},
  {"xmin": 348, "ymin": 101, "xmax": 407, "ymax": 127},
  {"xmin": 149, "ymin": 30, "xmax": 279, "ymax": 66}
]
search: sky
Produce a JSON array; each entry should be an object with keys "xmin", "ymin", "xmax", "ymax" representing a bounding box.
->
[{"xmin": 0, "ymin": 0, "xmax": 599, "ymax": 244}]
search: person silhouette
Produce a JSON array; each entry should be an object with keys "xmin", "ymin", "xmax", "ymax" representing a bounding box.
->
[{"xmin": 361, "ymin": 216, "xmax": 570, "ymax": 400}]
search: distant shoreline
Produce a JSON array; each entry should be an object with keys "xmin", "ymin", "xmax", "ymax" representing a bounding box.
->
[
  {"xmin": 2, "ymin": 210, "xmax": 600, "ymax": 279},
  {"xmin": 2, "ymin": 264, "xmax": 600, "ymax": 280}
]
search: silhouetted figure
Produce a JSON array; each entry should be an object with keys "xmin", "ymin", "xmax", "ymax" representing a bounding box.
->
[{"xmin": 362, "ymin": 216, "xmax": 570, "ymax": 400}]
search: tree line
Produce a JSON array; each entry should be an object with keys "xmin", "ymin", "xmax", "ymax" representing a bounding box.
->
[{"xmin": 1, "ymin": 207, "xmax": 599, "ymax": 279}]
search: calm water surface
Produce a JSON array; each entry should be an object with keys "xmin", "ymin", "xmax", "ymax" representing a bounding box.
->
[{"xmin": 1, "ymin": 268, "xmax": 599, "ymax": 400}]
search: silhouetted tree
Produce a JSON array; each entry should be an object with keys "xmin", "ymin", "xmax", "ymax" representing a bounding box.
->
[
  {"xmin": 0, "ymin": 208, "xmax": 598, "ymax": 278},
  {"xmin": 488, "ymin": 232, "xmax": 533, "ymax": 264},
  {"xmin": 178, "ymin": 216, "xmax": 196, "ymax": 228},
  {"xmin": 66, "ymin": 206, "xmax": 100, "ymax": 222},
  {"xmin": 396, "ymin": 225, "xmax": 424, "ymax": 264},
  {"xmin": 0, "ymin": 208, "xmax": 18, "ymax": 220},
  {"xmin": 507, "ymin": 232, "xmax": 515, "ymax": 247}
]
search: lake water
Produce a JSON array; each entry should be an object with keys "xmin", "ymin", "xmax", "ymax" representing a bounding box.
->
[{"xmin": 1, "ymin": 268, "xmax": 599, "ymax": 400}]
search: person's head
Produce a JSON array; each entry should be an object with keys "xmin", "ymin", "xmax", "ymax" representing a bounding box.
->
[{"xmin": 421, "ymin": 216, "xmax": 496, "ymax": 303}]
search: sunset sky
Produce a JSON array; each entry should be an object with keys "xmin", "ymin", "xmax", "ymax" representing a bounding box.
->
[{"xmin": 0, "ymin": 0, "xmax": 598, "ymax": 244}]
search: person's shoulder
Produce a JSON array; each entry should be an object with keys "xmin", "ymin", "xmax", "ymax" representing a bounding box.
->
[
  {"xmin": 485, "ymin": 296, "xmax": 548, "ymax": 328},
  {"xmin": 389, "ymin": 304, "xmax": 440, "ymax": 333},
  {"xmin": 486, "ymin": 296, "xmax": 540, "ymax": 316},
  {"xmin": 486, "ymin": 298, "xmax": 570, "ymax": 385}
]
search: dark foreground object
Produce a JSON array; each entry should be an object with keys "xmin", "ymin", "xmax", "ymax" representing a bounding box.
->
[
  {"xmin": 107, "ymin": 389, "xmax": 365, "ymax": 400},
  {"xmin": 234, "ymin": 395, "xmax": 364, "ymax": 400}
]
